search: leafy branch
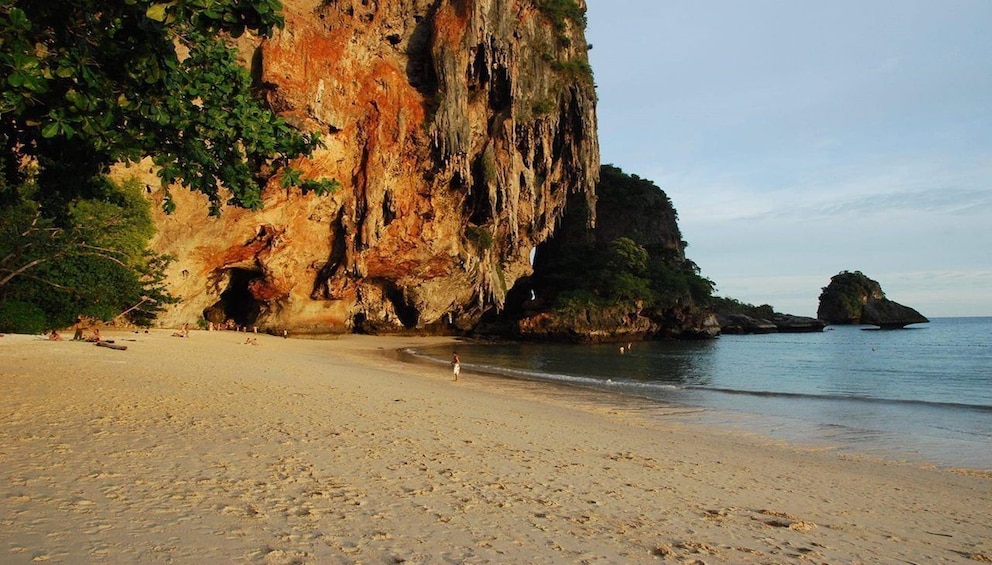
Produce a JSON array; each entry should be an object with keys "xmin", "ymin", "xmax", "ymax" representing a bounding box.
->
[{"xmin": 1, "ymin": 0, "xmax": 324, "ymax": 217}]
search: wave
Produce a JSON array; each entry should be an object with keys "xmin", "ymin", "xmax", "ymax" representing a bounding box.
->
[
  {"xmin": 683, "ymin": 385, "xmax": 992, "ymax": 413},
  {"xmin": 400, "ymin": 347, "xmax": 992, "ymax": 414},
  {"xmin": 399, "ymin": 348, "xmax": 682, "ymax": 392}
]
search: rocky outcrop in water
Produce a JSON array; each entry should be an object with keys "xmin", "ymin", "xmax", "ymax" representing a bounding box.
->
[
  {"xmin": 817, "ymin": 271, "xmax": 928, "ymax": 328},
  {"xmin": 717, "ymin": 313, "xmax": 827, "ymax": 334},
  {"xmin": 133, "ymin": 0, "xmax": 599, "ymax": 334},
  {"xmin": 859, "ymin": 298, "xmax": 930, "ymax": 329}
]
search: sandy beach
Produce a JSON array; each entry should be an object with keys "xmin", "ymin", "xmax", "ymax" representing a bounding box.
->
[{"xmin": 1, "ymin": 329, "xmax": 989, "ymax": 563}]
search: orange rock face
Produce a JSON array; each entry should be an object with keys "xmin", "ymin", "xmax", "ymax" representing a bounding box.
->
[{"xmin": 144, "ymin": 0, "xmax": 599, "ymax": 334}]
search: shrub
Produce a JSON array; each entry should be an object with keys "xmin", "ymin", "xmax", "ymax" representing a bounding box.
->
[
  {"xmin": 708, "ymin": 296, "xmax": 775, "ymax": 318},
  {"xmin": 536, "ymin": 0, "xmax": 587, "ymax": 31},
  {"xmin": 554, "ymin": 289, "xmax": 602, "ymax": 313},
  {"xmin": 531, "ymin": 98, "xmax": 556, "ymax": 115},
  {"xmin": 551, "ymin": 59, "xmax": 594, "ymax": 84},
  {"xmin": 466, "ymin": 225, "xmax": 494, "ymax": 252},
  {"xmin": 0, "ymin": 300, "xmax": 47, "ymax": 333},
  {"xmin": 0, "ymin": 176, "xmax": 176, "ymax": 330}
]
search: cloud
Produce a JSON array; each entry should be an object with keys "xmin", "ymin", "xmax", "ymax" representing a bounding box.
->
[
  {"xmin": 808, "ymin": 188, "xmax": 992, "ymax": 219},
  {"xmin": 660, "ymin": 156, "xmax": 992, "ymax": 226}
]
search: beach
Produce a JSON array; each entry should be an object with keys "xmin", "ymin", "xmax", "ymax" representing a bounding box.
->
[{"xmin": 1, "ymin": 330, "xmax": 989, "ymax": 563}]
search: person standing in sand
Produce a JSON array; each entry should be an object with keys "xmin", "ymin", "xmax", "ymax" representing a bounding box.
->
[
  {"xmin": 452, "ymin": 352, "xmax": 461, "ymax": 381},
  {"xmin": 72, "ymin": 316, "xmax": 84, "ymax": 341}
]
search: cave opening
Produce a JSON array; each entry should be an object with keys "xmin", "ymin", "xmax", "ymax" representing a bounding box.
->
[
  {"xmin": 405, "ymin": 8, "xmax": 438, "ymax": 97},
  {"xmin": 385, "ymin": 283, "xmax": 420, "ymax": 329},
  {"xmin": 352, "ymin": 312, "xmax": 370, "ymax": 334},
  {"xmin": 203, "ymin": 268, "xmax": 266, "ymax": 328},
  {"xmin": 467, "ymin": 154, "xmax": 494, "ymax": 225},
  {"xmin": 488, "ymin": 64, "xmax": 511, "ymax": 112}
]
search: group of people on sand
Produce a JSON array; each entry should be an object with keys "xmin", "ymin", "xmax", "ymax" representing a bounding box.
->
[
  {"xmin": 45, "ymin": 318, "xmax": 278, "ymax": 343},
  {"xmin": 47, "ymin": 327, "xmax": 101, "ymax": 342},
  {"xmin": 47, "ymin": 319, "xmax": 259, "ymax": 341},
  {"xmin": 174, "ymin": 321, "xmax": 271, "ymax": 344},
  {"xmin": 206, "ymin": 319, "xmax": 260, "ymax": 333}
]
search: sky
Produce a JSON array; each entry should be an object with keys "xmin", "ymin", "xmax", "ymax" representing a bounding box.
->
[{"xmin": 584, "ymin": 1, "xmax": 992, "ymax": 318}]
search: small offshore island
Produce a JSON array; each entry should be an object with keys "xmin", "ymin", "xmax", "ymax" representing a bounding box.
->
[
  {"xmin": 713, "ymin": 270, "xmax": 930, "ymax": 335},
  {"xmin": 817, "ymin": 270, "xmax": 930, "ymax": 329}
]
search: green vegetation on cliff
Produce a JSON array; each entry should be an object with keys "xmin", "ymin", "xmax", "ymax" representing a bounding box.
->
[
  {"xmin": 532, "ymin": 165, "xmax": 714, "ymax": 315},
  {"xmin": 817, "ymin": 270, "xmax": 881, "ymax": 323},
  {"xmin": 707, "ymin": 296, "xmax": 776, "ymax": 319},
  {"xmin": 536, "ymin": 0, "xmax": 587, "ymax": 32},
  {"xmin": 535, "ymin": 0, "xmax": 593, "ymax": 86}
]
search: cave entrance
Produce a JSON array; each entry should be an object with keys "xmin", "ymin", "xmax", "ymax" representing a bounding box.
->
[
  {"xmin": 385, "ymin": 284, "xmax": 420, "ymax": 329},
  {"xmin": 203, "ymin": 268, "xmax": 266, "ymax": 328}
]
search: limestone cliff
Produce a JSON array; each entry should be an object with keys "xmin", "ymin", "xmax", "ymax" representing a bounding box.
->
[
  {"xmin": 140, "ymin": 0, "xmax": 598, "ymax": 333},
  {"xmin": 490, "ymin": 165, "xmax": 720, "ymax": 342}
]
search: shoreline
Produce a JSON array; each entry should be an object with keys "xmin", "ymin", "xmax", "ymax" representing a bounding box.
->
[
  {"xmin": 2, "ymin": 329, "xmax": 990, "ymax": 563},
  {"xmin": 400, "ymin": 338, "xmax": 992, "ymax": 474}
]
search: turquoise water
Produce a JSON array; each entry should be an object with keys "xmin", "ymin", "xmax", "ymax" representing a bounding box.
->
[{"xmin": 407, "ymin": 317, "xmax": 992, "ymax": 469}]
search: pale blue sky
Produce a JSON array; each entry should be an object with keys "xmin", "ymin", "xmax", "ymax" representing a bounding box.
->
[{"xmin": 585, "ymin": 1, "xmax": 992, "ymax": 317}]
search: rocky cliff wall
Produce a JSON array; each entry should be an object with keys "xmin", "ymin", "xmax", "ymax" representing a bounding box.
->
[{"xmin": 138, "ymin": 0, "xmax": 599, "ymax": 333}]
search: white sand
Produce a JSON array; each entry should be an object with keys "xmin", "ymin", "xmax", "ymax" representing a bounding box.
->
[{"xmin": 1, "ymin": 329, "xmax": 990, "ymax": 563}]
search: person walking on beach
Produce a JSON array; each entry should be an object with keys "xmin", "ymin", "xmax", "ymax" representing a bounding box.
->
[{"xmin": 452, "ymin": 352, "xmax": 461, "ymax": 381}]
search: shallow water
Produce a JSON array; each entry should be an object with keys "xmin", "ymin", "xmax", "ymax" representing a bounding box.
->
[{"xmin": 407, "ymin": 317, "xmax": 992, "ymax": 469}]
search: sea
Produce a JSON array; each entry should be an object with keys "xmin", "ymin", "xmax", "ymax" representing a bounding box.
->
[{"xmin": 404, "ymin": 317, "xmax": 992, "ymax": 470}]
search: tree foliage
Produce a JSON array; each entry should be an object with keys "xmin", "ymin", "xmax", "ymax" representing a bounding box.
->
[
  {"xmin": 817, "ymin": 270, "xmax": 882, "ymax": 320},
  {"xmin": 707, "ymin": 296, "xmax": 776, "ymax": 319},
  {"xmin": 819, "ymin": 270, "xmax": 882, "ymax": 300},
  {"xmin": 0, "ymin": 0, "xmax": 334, "ymax": 217},
  {"xmin": 0, "ymin": 176, "xmax": 176, "ymax": 332}
]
